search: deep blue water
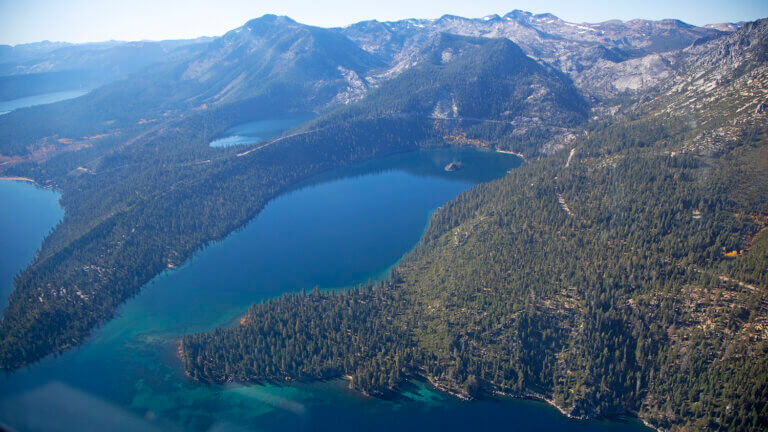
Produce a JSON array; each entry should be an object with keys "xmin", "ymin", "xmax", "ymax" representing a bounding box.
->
[
  {"xmin": 209, "ymin": 113, "xmax": 316, "ymax": 148},
  {"xmin": 0, "ymin": 149, "xmax": 649, "ymax": 432},
  {"xmin": 0, "ymin": 89, "xmax": 90, "ymax": 116}
]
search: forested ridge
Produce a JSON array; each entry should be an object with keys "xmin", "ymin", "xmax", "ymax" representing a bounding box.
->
[{"xmin": 182, "ymin": 26, "xmax": 768, "ymax": 429}]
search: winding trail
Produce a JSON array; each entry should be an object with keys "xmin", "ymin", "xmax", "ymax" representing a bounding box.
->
[
  {"xmin": 552, "ymin": 148, "xmax": 578, "ymax": 217},
  {"xmin": 565, "ymin": 148, "xmax": 576, "ymax": 167},
  {"xmin": 689, "ymin": 267, "xmax": 761, "ymax": 292},
  {"xmin": 236, "ymin": 128, "xmax": 322, "ymax": 157},
  {"xmin": 718, "ymin": 275, "xmax": 759, "ymax": 291},
  {"xmin": 556, "ymin": 191, "xmax": 573, "ymax": 216}
]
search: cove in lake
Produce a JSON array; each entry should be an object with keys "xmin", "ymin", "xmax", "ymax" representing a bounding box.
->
[
  {"xmin": 209, "ymin": 113, "xmax": 316, "ymax": 148},
  {"xmin": 0, "ymin": 148, "xmax": 648, "ymax": 431},
  {"xmin": 0, "ymin": 89, "xmax": 91, "ymax": 116}
]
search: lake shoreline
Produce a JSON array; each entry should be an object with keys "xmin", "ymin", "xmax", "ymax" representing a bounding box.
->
[
  {"xmin": 495, "ymin": 148, "xmax": 526, "ymax": 160},
  {"xmin": 187, "ymin": 366, "xmax": 657, "ymax": 431},
  {"xmin": 421, "ymin": 372, "xmax": 658, "ymax": 431}
]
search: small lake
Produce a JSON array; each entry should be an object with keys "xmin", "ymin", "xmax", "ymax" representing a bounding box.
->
[
  {"xmin": 209, "ymin": 113, "xmax": 316, "ymax": 148},
  {"xmin": 0, "ymin": 89, "xmax": 91, "ymax": 116},
  {"xmin": 0, "ymin": 148, "xmax": 648, "ymax": 431}
]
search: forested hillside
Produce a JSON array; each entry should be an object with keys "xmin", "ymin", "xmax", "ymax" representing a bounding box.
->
[
  {"xmin": 182, "ymin": 19, "xmax": 768, "ymax": 431},
  {"xmin": 306, "ymin": 33, "xmax": 587, "ymax": 155}
]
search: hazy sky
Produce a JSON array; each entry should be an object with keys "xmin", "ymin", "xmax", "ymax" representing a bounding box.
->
[{"xmin": 1, "ymin": 0, "xmax": 767, "ymax": 46}]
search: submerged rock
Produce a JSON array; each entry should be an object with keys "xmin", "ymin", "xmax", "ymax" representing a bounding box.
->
[{"xmin": 444, "ymin": 161, "xmax": 463, "ymax": 172}]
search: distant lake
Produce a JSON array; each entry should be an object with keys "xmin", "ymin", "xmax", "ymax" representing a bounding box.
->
[
  {"xmin": 0, "ymin": 148, "xmax": 648, "ymax": 432},
  {"xmin": 209, "ymin": 113, "xmax": 316, "ymax": 148},
  {"xmin": 0, "ymin": 89, "xmax": 91, "ymax": 116}
]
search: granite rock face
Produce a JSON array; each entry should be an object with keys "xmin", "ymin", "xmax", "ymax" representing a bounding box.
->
[{"xmin": 339, "ymin": 10, "xmax": 728, "ymax": 100}]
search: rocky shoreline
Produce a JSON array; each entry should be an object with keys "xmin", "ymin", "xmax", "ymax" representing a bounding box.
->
[{"xmin": 416, "ymin": 372, "xmax": 662, "ymax": 431}]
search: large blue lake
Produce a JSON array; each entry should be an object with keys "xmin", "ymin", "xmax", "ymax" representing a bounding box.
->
[{"xmin": 0, "ymin": 149, "xmax": 648, "ymax": 431}]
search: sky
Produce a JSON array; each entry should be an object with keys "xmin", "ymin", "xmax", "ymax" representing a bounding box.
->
[{"xmin": 1, "ymin": 0, "xmax": 767, "ymax": 46}]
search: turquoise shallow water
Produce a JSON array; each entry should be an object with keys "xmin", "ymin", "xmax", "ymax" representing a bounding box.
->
[
  {"xmin": 0, "ymin": 149, "xmax": 649, "ymax": 432},
  {"xmin": 0, "ymin": 89, "xmax": 90, "ymax": 116}
]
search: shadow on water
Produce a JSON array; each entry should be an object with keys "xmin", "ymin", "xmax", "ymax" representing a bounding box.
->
[{"xmin": 209, "ymin": 113, "xmax": 317, "ymax": 148}]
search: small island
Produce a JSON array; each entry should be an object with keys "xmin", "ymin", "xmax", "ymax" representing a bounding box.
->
[{"xmin": 444, "ymin": 161, "xmax": 463, "ymax": 172}]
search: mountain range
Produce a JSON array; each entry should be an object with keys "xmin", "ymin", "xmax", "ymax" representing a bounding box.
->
[{"xmin": 0, "ymin": 12, "xmax": 743, "ymax": 161}]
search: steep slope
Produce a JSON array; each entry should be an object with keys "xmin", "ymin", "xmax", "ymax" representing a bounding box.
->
[
  {"xmin": 340, "ymin": 10, "xmax": 727, "ymax": 100},
  {"xmin": 180, "ymin": 15, "xmax": 383, "ymax": 105},
  {"xmin": 0, "ymin": 15, "xmax": 383, "ymax": 158},
  {"xmin": 313, "ymin": 33, "xmax": 587, "ymax": 154}
]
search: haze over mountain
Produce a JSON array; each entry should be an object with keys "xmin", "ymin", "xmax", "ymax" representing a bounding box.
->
[
  {"xmin": 0, "ymin": 11, "xmax": 738, "ymax": 161},
  {"xmin": 0, "ymin": 38, "xmax": 213, "ymax": 99}
]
